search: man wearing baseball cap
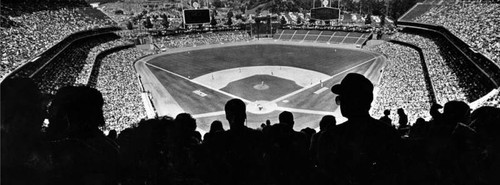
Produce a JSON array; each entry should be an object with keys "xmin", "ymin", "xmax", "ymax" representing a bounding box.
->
[{"xmin": 318, "ymin": 73, "xmax": 401, "ymax": 185}]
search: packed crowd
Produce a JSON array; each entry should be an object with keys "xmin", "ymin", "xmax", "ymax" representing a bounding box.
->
[
  {"xmin": 154, "ymin": 31, "xmax": 252, "ymax": 49},
  {"xmin": 3, "ymin": 72, "xmax": 500, "ymax": 185},
  {"xmin": 0, "ymin": 1, "xmax": 115, "ymax": 79},
  {"xmin": 99, "ymin": 2, "xmax": 182, "ymax": 24},
  {"xmin": 75, "ymin": 38, "xmax": 135, "ymax": 85},
  {"xmin": 391, "ymin": 32, "xmax": 492, "ymax": 103},
  {"xmin": 414, "ymin": 2, "xmax": 500, "ymax": 67},
  {"xmin": 369, "ymin": 42, "xmax": 432, "ymax": 125},
  {"xmin": 29, "ymin": 35, "xmax": 118, "ymax": 95},
  {"xmin": 94, "ymin": 48, "xmax": 155, "ymax": 132}
]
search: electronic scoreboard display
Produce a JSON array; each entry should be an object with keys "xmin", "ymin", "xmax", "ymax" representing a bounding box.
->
[
  {"xmin": 183, "ymin": 9, "xmax": 210, "ymax": 24},
  {"xmin": 310, "ymin": 7, "xmax": 340, "ymax": 20}
]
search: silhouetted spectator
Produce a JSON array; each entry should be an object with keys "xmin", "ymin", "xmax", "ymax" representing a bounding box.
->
[
  {"xmin": 260, "ymin": 123, "xmax": 266, "ymax": 130},
  {"xmin": 470, "ymin": 106, "xmax": 500, "ymax": 185},
  {"xmin": 203, "ymin": 120, "xmax": 224, "ymax": 143},
  {"xmin": 379, "ymin": 109, "xmax": 392, "ymax": 126},
  {"xmin": 47, "ymin": 86, "xmax": 119, "ymax": 185},
  {"xmin": 319, "ymin": 73, "xmax": 401, "ymax": 185},
  {"xmin": 202, "ymin": 99, "xmax": 265, "ymax": 185},
  {"xmin": 301, "ymin": 127, "xmax": 316, "ymax": 149},
  {"xmin": 409, "ymin": 117, "xmax": 428, "ymax": 139},
  {"xmin": 175, "ymin": 113, "xmax": 201, "ymax": 145},
  {"xmin": 311, "ymin": 115, "xmax": 336, "ymax": 167},
  {"xmin": 1, "ymin": 78, "xmax": 51, "ymax": 185},
  {"xmin": 263, "ymin": 111, "xmax": 311, "ymax": 185},
  {"xmin": 430, "ymin": 103, "xmax": 443, "ymax": 122},
  {"xmin": 117, "ymin": 118, "xmax": 174, "ymax": 184},
  {"xmin": 107, "ymin": 130, "xmax": 117, "ymax": 140},
  {"xmin": 425, "ymin": 100, "xmax": 473, "ymax": 185},
  {"xmin": 398, "ymin": 108, "xmax": 410, "ymax": 137}
]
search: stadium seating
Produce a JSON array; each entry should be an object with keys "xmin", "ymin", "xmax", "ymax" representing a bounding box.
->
[
  {"xmin": 398, "ymin": 3, "xmax": 435, "ymax": 22},
  {"xmin": 0, "ymin": 0, "xmax": 115, "ymax": 79},
  {"xmin": 274, "ymin": 29, "xmax": 371, "ymax": 46},
  {"xmin": 2, "ymin": 1, "xmax": 500, "ymax": 184},
  {"xmin": 413, "ymin": 2, "xmax": 500, "ymax": 68}
]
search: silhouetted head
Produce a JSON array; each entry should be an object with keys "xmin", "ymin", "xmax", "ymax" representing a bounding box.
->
[
  {"xmin": 319, "ymin": 115, "xmax": 336, "ymax": 131},
  {"xmin": 175, "ymin": 113, "xmax": 197, "ymax": 132},
  {"xmin": 279, "ymin": 111, "xmax": 294, "ymax": 128},
  {"xmin": 48, "ymin": 86, "xmax": 105, "ymax": 138},
  {"xmin": 397, "ymin": 108, "xmax": 405, "ymax": 115},
  {"xmin": 1, "ymin": 78, "xmax": 43, "ymax": 137},
  {"xmin": 209, "ymin": 120, "xmax": 224, "ymax": 133},
  {"xmin": 225, "ymin": 99, "xmax": 247, "ymax": 129},
  {"xmin": 470, "ymin": 106, "xmax": 500, "ymax": 140},
  {"xmin": 414, "ymin": 117, "xmax": 426, "ymax": 126},
  {"xmin": 443, "ymin": 101, "xmax": 471, "ymax": 124},
  {"xmin": 107, "ymin": 130, "xmax": 117, "ymax": 140},
  {"xmin": 430, "ymin": 103, "xmax": 443, "ymax": 119},
  {"xmin": 331, "ymin": 73, "xmax": 373, "ymax": 118},
  {"xmin": 384, "ymin": 110, "xmax": 390, "ymax": 116},
  {"xmin": 301, "ymin": 127, "xmax": 316, "ymax": 137}
]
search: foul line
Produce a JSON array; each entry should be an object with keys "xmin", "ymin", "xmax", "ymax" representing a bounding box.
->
[
  {"xmin": 271, "ymin": 56, "xmax": 380, "ymax": 103},
  {"xmin": 145, "ymin": 63, "xmax": 253, "ymax": 103}
]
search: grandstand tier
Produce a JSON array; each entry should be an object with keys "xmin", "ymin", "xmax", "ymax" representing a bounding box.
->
[{"xmin": 273, "ymin": 29, "xmax": 371, "ymax": 46}]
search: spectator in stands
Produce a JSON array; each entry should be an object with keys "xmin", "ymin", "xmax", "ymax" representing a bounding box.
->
[
  {"xmin": 408, "ymin": 117, "xmax": 428, "ymax": 139},
  {"xmin": 470, "ymin": 106, "xmax": 500, "ymax": 184},
  {"xmin": 175, "ymin": 113, "xmax": 201, "ymax": 145},
  {"xmin": 319, "ymin": 73, "xmax": 401, "ymax": 185},
  {"xmin": 300, "ymin": 127, "xmax": 316, "ymax": 150},
  {"xmin": 430, "ymin": 103, "xmax": 443, "ymax": 122},
  {"xmin": 1, "ymin": 78, "xmax": 51, "ymax": 185},
  {"xmin": 203, "ymin": 98, "xmax": 265, "ymax": 185},
  {"xmin": 311, "ymin": 115, "xmax": 335, "ymax": 167},
  {"xmin": 264, "ymin": 111, "xmax": 311, "ymax": 185},
  {"xmin": 425, "ymin": 100, "xmax": 473, "ymax": 184},
  {"xmin": 107, "ymin": 129, "xmax": 117, "ymax": 140},
  {"xmin": 379, "ymin": 109, "xmax": 392, "ymax": 126},
  {"xmin": 203, "ymin": 120, "xmax": 224, "ymax": 143},
  {"xmin": 398, "ymin": 108, "xmax": 409, "ymax": 137},
  {"xmin": 171, "ymin": 113, "xmax": 202, "ymax": 181},
  {"xmin": 47, "ymin": 86, "xmax": 119, "ymax": 185},
  {"xmin": 117, "ymin": 117, "xmax": 174, "ymax": 184}
]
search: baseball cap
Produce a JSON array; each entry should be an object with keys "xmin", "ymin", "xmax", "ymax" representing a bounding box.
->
[{"xmin": 331, "ymin": 73, "xmax": 373, "ymax": 98}]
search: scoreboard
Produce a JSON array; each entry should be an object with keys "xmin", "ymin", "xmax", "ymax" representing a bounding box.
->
[
  {"xmin": 311, "ymin": 7, "xmax": 340, "ymax": 20},
  {"xmin": 183, "ymin": 9, "xmax": 210, "ymax": 24}
]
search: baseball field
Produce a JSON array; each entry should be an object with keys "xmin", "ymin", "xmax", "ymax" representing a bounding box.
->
[{"xmin": 135, "ymin": 40, "xmax": 385, "ymax": 132}]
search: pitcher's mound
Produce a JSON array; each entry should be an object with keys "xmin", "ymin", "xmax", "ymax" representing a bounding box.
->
[{"xmin": 254, "ymin": 83, "xmax": 270, "ymax": 90}]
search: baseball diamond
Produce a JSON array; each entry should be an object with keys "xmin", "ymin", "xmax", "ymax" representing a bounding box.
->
[{"xmin": 135, "ymin": 40, "xmax": 385, "ymax": 132}]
